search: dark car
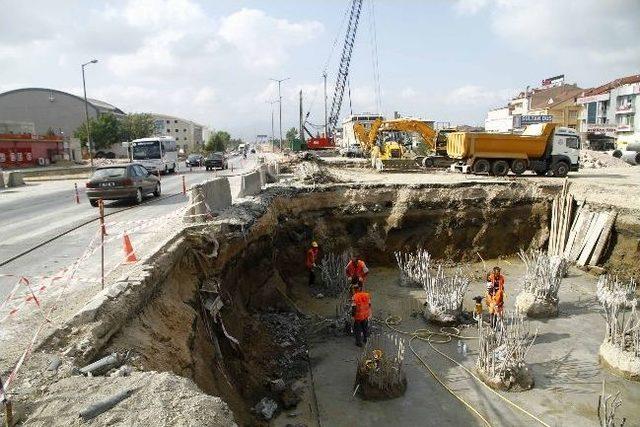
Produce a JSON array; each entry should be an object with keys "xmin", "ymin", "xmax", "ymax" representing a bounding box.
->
[
  {"xmin": 185, "ymin": 154, "xmax": 204, "ymax": 167},
  {"xmin": 86, "ymin": 163, "xmax": 160, "ymax": 207},
  {"xmin": 204, "ymin": 152, "xmax": 228, "ymax": 170}
]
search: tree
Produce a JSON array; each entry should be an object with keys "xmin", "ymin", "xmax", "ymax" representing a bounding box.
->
[
  {"xmin": 286, "ymin": 127, "xmax": 298, "ymax": 143},
  {"xmin": 121, "ymin": 113, "xmax": 155, "ymax": 141},
  {"xmin": 204, "ymin": 130, "xmax": 231, "ymax": 153},
  {"xmin": 73, "ymin": 114, "xmax": 121, "ymax": 150}
]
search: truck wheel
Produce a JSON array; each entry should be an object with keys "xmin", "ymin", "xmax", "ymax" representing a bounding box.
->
[
  {"xmin": 552, "ymin": 161, "xmax": 569, "ymax": 177},
  {"xmin": 510, "ymin": 159, "xmax": 527, "ymax": 175},
  {"xmin": 422, "ymin": 157, "xmax": 434, "ymax": 168},
  {"xmin": 472, "ymin": 159, "xmax": 490, "ymax": 174},
  {"xmin": 491, "ymin": 160, "xmax": 509, "ymax": 176}
]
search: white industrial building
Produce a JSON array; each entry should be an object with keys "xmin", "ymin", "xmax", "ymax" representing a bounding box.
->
[{"xmin": 150, "ymin": 113, "xmax": 204, "ymax": 154}]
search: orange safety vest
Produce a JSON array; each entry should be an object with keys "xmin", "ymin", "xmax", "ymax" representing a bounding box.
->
[
  {"xmin": 346, "ymin": 259, "xmax": 368, "ymax": 283},
  {"xmin": 306, "ymin": 248, "xmax": 318, "ymax": 270},
  {"xmin": 352, "ymin": 291, "xmax": 371, "ymax": 321},
  {"xmin": 486, "ymin": 273, "xmax": 505, "ymax": 308}
]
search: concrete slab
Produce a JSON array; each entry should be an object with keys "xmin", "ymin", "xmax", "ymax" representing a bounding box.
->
[{"xmin": 307, "ymin": 264, "xmax": 640, "ymax": 426}]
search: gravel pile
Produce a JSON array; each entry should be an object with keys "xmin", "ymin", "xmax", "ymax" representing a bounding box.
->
[{"xmin": 580, "ymin": 149, "xmax": 630, "ymax": 169}]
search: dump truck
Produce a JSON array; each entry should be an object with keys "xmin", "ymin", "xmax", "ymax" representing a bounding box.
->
[{"xmin": 447, "ymin": 123, "xmax": 581, "ymax": 177}]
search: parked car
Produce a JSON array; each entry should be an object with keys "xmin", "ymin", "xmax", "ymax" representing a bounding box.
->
[
  {"xmin": 185, "ymin": 154, "xmax": 204, "ymax": 167},
  {"xmin": 205, "ymin": 152, "xmax": 228, "ymax": 170},
  {"xmin": 339, "ymin": 145, "xmax": 363, "ymax": 158},
  {"xmin": 86, "ymin": 163, "xmax": 160, "ymax": 207}
]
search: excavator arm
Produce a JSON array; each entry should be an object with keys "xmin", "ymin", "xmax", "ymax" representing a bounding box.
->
[{"xmin": 378, "ymin": 119, "xmax": 438, "ymax": 151}]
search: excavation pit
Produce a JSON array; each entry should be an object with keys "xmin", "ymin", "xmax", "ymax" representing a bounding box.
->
[{"xmin": 20, "ymin": 182, "xmax": 640, "ymax": 426}]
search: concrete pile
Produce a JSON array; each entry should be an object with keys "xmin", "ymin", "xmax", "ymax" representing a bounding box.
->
[
  {"xmin": 597, "ymin": 276, "xmax": 640, "ymax": 381},
  {"xmin": 515, "ymin": 250, "xmax": 566, "ymax": 318},
  {"xmin": 476, "ymin": 313, "xmax": 536, "ymax": 391},
  {"xmin": 354, "ymin": 332, "xmax": 407, "ymax": 400}
]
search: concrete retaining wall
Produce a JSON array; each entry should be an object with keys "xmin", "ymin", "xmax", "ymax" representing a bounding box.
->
[
  {"xmin": 258, "ymin": 164, "xmax": 268, "ymax": 186},
  {"xmin": 266, "ymin": 163, "xmax": 279, "ymax": 183},
  {"xmin": 184, "ymin": 177, "xmax": 232, "ymax": 223},
  {"xmin": 4, "ymin": 171, "xmax": 25, "ymax": 187},
  {"xmin": 238, "ymin": 170, "xmax": 262, "ymax": 198}
]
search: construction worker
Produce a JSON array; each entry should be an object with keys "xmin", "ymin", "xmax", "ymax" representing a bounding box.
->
[
  {"xmin": 306, "ymin": 241, "xmax": 319, "ymax": 287},
  {"xmin": 346, "ymin": 255, "xmax": 369, "ymax": 288},
  {"xmin": 351, "ymin": 279, "xmax": 371, "ymax": 347},
  {"xmin": 485, "ymin": 266, "xmax": 505, "ymax": 328}
]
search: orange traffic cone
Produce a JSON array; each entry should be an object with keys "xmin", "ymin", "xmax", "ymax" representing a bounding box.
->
[{"xmin": 123, "ymin": 232, "xmax": 138, "ymax": 263}]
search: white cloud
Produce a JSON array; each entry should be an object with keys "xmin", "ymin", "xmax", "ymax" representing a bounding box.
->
[
  {"xmin": 454, "ymin": 0, "xmax": 640, "ymax": 79},
  {"xmin": 400, "ymin": 87, "xmax": 417, "ymax": 99},
  {"xmin": 445, "ymin": 85, "xmax": 514, "ymax": 107},
  {"xmin": 454, "ymin": 0, "xmax": 490, "ymax": 15},
  {"xmin": 218, "ymin": 8, "xmax": 324, "ymax": 68}
]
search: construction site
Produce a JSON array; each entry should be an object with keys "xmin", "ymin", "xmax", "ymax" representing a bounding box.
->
[{"xmin": 2, "ymin": 1, "xmax": 640, "ymax": 426}]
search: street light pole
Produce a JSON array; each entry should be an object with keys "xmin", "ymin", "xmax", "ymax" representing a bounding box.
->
[
  {"xmin": 270, "ymin": 77, "xmax": 290, "ymax": 151},
  {"xmin": 82, "ymin": 59, "xmax": 98, "ymax": 168}
]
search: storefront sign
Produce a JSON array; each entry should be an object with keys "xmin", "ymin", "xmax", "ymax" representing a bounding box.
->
[
  {"xmin": 587, "ymin": 124, "xmax": 617, "ymax": 135},
  {"xmin": 541, "ymin": 74, "xmax": 565, "ymax": 88},
  {"xmin": 577, "ymin": 93, "xmax": 610, "ymax": 104},
  {"xmin": 519, "ymin": 115, "xmax": 553, "ymax": 126}
]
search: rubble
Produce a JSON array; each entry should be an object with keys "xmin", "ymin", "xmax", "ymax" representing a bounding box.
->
[
  {"xmin": 580, "ymin": 149, "xmax": 630, "ymax": 169},
  {"xmin": 293, "ymin": 161, "xmax": 340, "ymax": 184},
  {"xmin": 259, "ymin": 312, "xmax": 309, "ymax": 381},
  {"xmin": 252, "ymin": 397, "xmax": 279, "ymax": 421}
]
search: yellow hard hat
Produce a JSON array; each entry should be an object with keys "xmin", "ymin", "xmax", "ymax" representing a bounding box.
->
[{"xmin": 312, "ymin": 241, "xmax": 318, "ymax": 248}]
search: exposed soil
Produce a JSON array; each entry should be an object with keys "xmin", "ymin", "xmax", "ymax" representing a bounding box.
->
[{"xmin": 6, "ymin": 178, "xmax": 640, "ymax": 426}]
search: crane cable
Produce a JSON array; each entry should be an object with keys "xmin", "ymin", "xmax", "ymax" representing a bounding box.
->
[
  {"xmin": 381, "ymin": 315, "xmax": 551, "ymax": 427},
  {"xmin": 368, "ymin": 0, "xmax": 383, "ymax": 113}
]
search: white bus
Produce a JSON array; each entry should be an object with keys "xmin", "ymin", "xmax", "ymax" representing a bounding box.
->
[{"xmin": 130, "ymin": 136, "xmax": 178, "ymax": 173}]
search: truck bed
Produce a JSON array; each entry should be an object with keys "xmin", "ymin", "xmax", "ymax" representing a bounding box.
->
[{"xmin": 446, "ymin": 124, "xmax": 555, "ymax": 160}]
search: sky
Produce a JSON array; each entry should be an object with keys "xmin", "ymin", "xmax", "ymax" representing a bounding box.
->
[{"xmin": 1, "ymin": 0, "xmax": 639, "ymax": 140}]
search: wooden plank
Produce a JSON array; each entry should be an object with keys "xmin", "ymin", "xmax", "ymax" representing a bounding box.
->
[
  {"xmin": 578, "ymin": 213, "xmax": 608, "ymax": 266},
  {"xmin": 570, "ymin": 210, "xmax": 594, "ymax": 261},
  {"xmin": 548, "ymin": 196, "xmax": 558, "ymax": 255},
  {"xmin": 563, "ymin": 208, "xmax": 583, "ymax": 258},
  {"xmin": 561, "ymin": 194, "xmax": 574, "ymax": 254},
  {"xmin": 589, "ymin": 211, "xmax": 617, "ymax": 266}
]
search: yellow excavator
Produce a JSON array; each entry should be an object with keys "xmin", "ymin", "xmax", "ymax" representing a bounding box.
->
[{"xmin": 353, "ymin": 118, "xmax": 450, "ymax": 171}]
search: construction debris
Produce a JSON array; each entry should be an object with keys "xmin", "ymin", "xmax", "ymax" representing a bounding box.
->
[
  {"xmin": 515, "ymin": 250, "xmax": 566, "ymax": 317},
  {"xmin": 580, "ymin": 150, "xmax": 630, "ymax": 169},
  {"xmin": 252, "ymin": 397, "xmax": 279, "ymax": 421},
  {"xmin": 293, "ymin": 161, "xmax": 339, "ymax": 185},
  {"xmin": 597, "ymin": 276, "xmax": 640, "ymax": 381},
  {"xmin": 354, "ymin": 332, "xmax": 407, "ymax": 400},
  {"xmin": 476, "ymin": 313, "xmax": 536, "ymax": 391}
]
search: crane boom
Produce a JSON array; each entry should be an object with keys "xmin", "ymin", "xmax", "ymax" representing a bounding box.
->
[{"xmin": 327, "ymin": 0, "xmax": 363, "ymax": 136}]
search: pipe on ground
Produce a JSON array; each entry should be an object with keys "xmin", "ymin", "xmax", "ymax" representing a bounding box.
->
[{"xmin": 621, "ymin": 150, "xmax": 640, "ymax": 165}]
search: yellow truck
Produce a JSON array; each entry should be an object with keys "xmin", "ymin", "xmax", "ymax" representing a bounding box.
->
[{"xmin": 446, "ymin": 123, "xmax": 581, "ymax": 177}]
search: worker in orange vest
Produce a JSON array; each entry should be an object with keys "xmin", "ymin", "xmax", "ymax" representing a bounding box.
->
[
  {"xmin": 305, "ymin": 241, "xmax": 319, "ymax": 287},
  {"xmin": 346, "ymin": 255, "xmax": 369, "ymax": 288},
  {"xmin": 351, "ymin": 279, "xmax": 371, "ymax": 347},
  {"xmin": 485, "ymin": 266, "xmax": 505, "ymax": 328}
]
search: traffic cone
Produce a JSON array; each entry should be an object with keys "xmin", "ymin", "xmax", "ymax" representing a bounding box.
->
[{"xmin": 122, "ymin": 232, "xmax": 138, "ymax": 263}]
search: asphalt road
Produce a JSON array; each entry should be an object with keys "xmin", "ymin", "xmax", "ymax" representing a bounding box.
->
[{"xmin": 0, "ymin": 154, "xmax": 256, "ymax": 299}]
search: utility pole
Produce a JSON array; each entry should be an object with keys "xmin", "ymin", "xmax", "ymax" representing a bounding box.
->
[
  {"xmin": 323, "ymin": 72, "xmax": 328, "ymax": 138},
  {"xmin": 299, "ymin": 90, "xmax": 304, "ymax": 145},
  {"xmin": 265, "ymin": 100, "xmax": 277, "ymax": 151},
  {"xmin": 270, "ymin": 77, "xmax": 290, "ymax": 151},
  {"xmin": 82, "ymin": 59, "xmax": 98, "ymax": 168}
]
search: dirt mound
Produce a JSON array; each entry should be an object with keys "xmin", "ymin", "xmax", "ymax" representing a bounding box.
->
[
  {"xmin": 580, "ymin": 150, "xmax": 630, "ymax": 168},
  {"xmin": 293, "ymin": 161, "xmax": 340, "ymax": 184},
  {"xmin": 24, "ymin": 371, "xmax": 236, "ymax": 426}
]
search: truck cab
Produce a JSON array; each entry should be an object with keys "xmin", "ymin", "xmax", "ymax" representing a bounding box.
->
[{"xmin": 528, "ymin": 125, "xmax": 581, "ymax": 176}]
